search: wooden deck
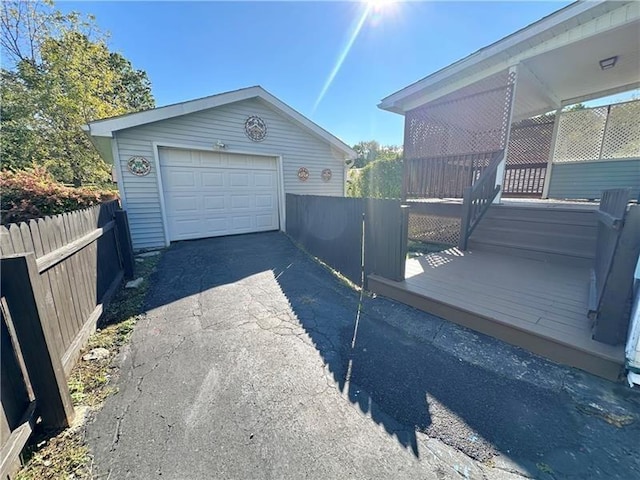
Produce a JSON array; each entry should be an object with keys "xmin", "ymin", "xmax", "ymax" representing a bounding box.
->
[{"xmin": 369, "ymin": 248, "xmax": 625, "ymax": 380}]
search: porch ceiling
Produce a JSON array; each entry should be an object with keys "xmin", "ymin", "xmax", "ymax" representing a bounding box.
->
[
  {"xmin": 380, "ymin": 1, "xmax": 640, "ymax": 118},
  {"xmin": 514, "ymin": 21, "xmax": 640, "ymax": 120}
]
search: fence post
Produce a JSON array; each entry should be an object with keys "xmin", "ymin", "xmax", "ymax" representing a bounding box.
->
[
  {"xmin": 397, "ymin": 204, "xmax": 410, "ymax": 281},
  {"xmin": 114, "ymin": 209, "xmax": 135, "ymax": 279},
  {"xmin": 593, "ymin": 204, "xmax": 640, "ymax": 344},
  {"xmin": 1, "ymin": 254, "xmax": 75, "ymax": 428}
]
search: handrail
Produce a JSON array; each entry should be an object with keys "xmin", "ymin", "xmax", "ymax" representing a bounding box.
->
[{"xmin": 458, "ymin": 150, "xmax": 504, "ymax": 250}]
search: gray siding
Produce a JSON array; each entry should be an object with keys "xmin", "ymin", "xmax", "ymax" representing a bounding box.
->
[
  {"xmin": 114, "ymin": 98, "xmax": 347, "ymax": 249},
  {"xmin": 548, "ymin": 159, "xmax": 640, "ymax": 201}
]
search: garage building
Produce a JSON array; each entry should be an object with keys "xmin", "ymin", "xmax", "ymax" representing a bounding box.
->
[{"xmin": 84, "ymin": 86, "xmax": 356, "ymax": 250}]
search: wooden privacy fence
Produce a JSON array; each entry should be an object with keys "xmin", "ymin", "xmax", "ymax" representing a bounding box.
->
[
  {"xmin": 0, "ymin": 201, "xmax": 135, "ymax": 478},
  {"xmin": 285, "ymin": 194, "xmax": 408, "ymax": 288},
  {"xmin": 590, "ymin": 189, "xmax": 640, "ymax": 345}
]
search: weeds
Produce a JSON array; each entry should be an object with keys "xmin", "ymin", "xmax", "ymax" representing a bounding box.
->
[{"xmin": 15, "ymin": 253, "xmax": 160, "ymax": 480}]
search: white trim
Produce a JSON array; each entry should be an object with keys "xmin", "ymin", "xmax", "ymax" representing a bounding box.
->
[
  {"xmin": 542, "ymin": 108, "xmax": 562, "ymax": 199},
  {"xmin": 379, "ymin": 1, "xmax": 637, "ymax": 113},
  {"xmin": 560, "ymin": 82, "xmax": 640, "ymax": 107},
  {"xmin": 151, "ymin": 143, "xmax": 171, "ymax": 247},
  {"xmin": 276, "ymin": 155, "xmax": 286, "ymax": 232},
  {"xmin": 494, "ymin": 65, "xmax": 518, "ymax": 203},
  {"xmin": 111, "ymin": 136, "xmax": 128, "ymax": 211},
  {"xmin": 152, "ymin": 141, "xmax": 286, "ymax": 244},
  {"xmin": 86, "ymin": 86, "xmax": 356, "ymax": 159}
]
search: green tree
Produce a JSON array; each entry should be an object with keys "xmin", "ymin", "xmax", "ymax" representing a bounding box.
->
[
  {"xmin": 347, "ymin": 141, "xmax": 403, "ymax": 199},
  {"xmin": 352, "ymin": 140, "xmax": 380, "ymax": 168},
  {"xmin": 348, "ymin": 157, "xmax": 403, "ymax": 199},
  {"xmin": 1, "ymin": 1, "xmax": 154, "ymax": 185}
]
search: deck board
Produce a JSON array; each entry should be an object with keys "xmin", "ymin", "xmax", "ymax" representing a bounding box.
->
[{"xmin": 369, "ymin": 248, "xmax": 625, "ymax": 379}]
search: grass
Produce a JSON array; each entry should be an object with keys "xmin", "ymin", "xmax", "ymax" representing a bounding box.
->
[{"xmin": 15, "ymin": 253, "xmax": 161, "ymax": 480}]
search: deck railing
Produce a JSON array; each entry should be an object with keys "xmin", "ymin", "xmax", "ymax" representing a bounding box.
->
[
  {"xmin": 591, "ymin": 189, "xmax": 638, "ymax": 345},
  {"xmin": 502, "ymin": 163, "xmax": 547, "ymax": 197},
  {"xmin": 403, "ymin": 151, "xmax": 497, "ymax": 200},
  {"xmin": 458, "ymin": 150, "xmax": 504, "ymax": 250}
]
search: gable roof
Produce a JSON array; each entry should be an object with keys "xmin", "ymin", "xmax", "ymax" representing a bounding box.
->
[
  {"xmin": 83, "ymin": 86, "xmax": 356, "ymax": 158},
  {"xmin": 379, "ymin": 0, "xmax": 638, "ymax": 114}
]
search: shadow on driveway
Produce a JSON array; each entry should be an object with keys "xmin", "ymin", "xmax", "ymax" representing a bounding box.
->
[{"xmin": 136, "ymin": 232, "xmax": 638, "ymax": 477}]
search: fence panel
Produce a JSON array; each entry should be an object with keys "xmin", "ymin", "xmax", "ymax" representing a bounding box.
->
[
  {"xmin": 286, "ymin": 194, "xmax": 408, "ymax": 287},
  {"xmin": 0, "ymin": 300, "xmax": 36, "ymax": 480},
  {"xmin": 365, "ymin": 200, "xmax": 408, "ymax": 282},
  {"xmin": 0, "ymin": 201, "xmax": 135, "ymax": 475},
  {"xmin": 286, "ymin": 194, "xmax": 365, "ymax": 285}
]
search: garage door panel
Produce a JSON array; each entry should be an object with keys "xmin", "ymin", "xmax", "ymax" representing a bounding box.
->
[
  {"xmin": 254, "ymin": 173, "xmax": 274, "ymax": 187},
  {"xmin": 256, "ymin": 214, "xmax": 276, "ymax": 228},
  {"xmin": 255, "ymin": 194, "xmax": 274, "ymax": 208},
  {"xmin": 160, "ymin": 148, "xmax": 279, "ymax": 241},
  {"xmin": 231, "ymin": 216, "xmax": 252, "ymax": 230},
  {"xmin": 229, "ymin": 172, "xmax": 250, "ymax": 187},
  {"xmin": 171, "ymin": 196, "xmax": 199, "ymax": 213},
  {"xmin": 168, "ymin": 171, "xmax": 198, "ymax": 188},
  {"xmin": 202, "ymin": 172, "xmax": 224, "ymax": 187},
  {"xmin": 204, "ymin": 196, "xmax": 225, "ymax": 210},
  {"xmin": 231, "ymin": 195, "xmax": 251, "ymax": 209},
  {"xmin": 203, "ymin": 217, "xmax": 228, "ymax": 234},
  {"xmin": 172, "ymin": 218, "xmax": 201, "ymax": 237}
]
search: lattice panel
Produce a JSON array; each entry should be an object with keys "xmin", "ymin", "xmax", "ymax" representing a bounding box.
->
[
  {"xmin": 553, "ymin": 107, "xmax": 608, "ymax": 162},
  {"xmin": 408, "ymin": 213, "xmax": 460, "ymax": 246},
  {"xmin": 405, "ymin": 70, "xmax": 516, "ymax": 160},
  {"xmin": 601, "ymin": 101, "xmax": 640, "ymax": 159},
  {"xmin": 506, "ymin": 115, "xmax": 555, "ymax": 166}
]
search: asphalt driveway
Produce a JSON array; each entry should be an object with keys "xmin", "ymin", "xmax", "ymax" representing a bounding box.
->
[{"xmin": 87, "ymin": 232, "xmax": 640, "ymax": 479}]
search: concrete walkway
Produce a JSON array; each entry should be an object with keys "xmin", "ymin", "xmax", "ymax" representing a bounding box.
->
[{"xmin": 87, "ymin": 233, "xmax": 640, "ymax": 479}]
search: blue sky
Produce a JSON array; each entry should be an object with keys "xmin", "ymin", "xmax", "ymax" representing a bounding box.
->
[{"xmin": 60, "ymin": 1, "xmax": 573, "ymax": 146}]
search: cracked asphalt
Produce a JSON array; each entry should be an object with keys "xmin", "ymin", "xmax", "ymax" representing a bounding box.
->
[{"xmin": 87, "ymin": 232, "xmax": 640, "ymax": 479}]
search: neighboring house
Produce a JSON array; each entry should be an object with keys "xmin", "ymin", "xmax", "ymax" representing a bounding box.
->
[{"xmin": 84, "ymin": 86, "xmax": 356, "ymax": 250}]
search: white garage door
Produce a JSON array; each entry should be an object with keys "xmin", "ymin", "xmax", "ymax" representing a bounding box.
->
[{"xmin": 159, "ymin": 148, "xmax": 279, "ymax": 241}]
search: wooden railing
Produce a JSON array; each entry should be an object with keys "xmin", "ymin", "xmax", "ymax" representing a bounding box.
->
[
  {"xmin": 502, "ymin": 163, "xmax": 547, "ymax": 197},
  {"xmin": 403, "ymin": 151, "xmax": 498, "ymax": 199},
  {"xmin": 458, "ymin": 151, "xmax": 504, "ymax": 250}
]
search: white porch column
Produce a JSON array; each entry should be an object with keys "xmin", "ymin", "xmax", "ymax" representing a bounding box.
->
[
  {"xmin": 494, "ymin": 65, "xmax": 519, "ymax": 204},
  {"xmin": 541, "ymin": 108, "xmax": 562, "ymax": 199}
]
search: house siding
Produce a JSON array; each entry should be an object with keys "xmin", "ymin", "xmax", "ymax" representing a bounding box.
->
[
  {"xmin": 547, "ymin": 159, "xmax": 640, "ymax": 200},
  {"xmin": 113, "ymin": 98, "xmax": 347, "ymax": 249}
]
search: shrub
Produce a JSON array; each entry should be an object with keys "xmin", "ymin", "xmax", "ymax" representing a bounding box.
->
[
  {"xmin": 347, "ymin": 157, "xmax": 403, "ymax": 199},
  {"xmin": 0, "ymin": 166, "xmax": 118, "ymax": 224}
]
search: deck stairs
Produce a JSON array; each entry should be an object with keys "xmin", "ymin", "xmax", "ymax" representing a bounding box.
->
[
  {"xmin": 371, "ymin": 198, "xmax": 628, "ymax": 380},
  {"xmin": 467, "ymin": 202, "xmax": 598, "ymax": 267}
]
